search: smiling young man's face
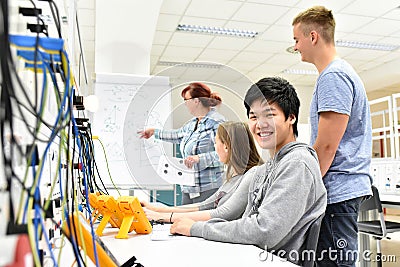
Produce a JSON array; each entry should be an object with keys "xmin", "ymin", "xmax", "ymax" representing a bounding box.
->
[
  {"xmin": 292, "ymin": 23, "xmax": 314, "ymax": 64},
  {"xmin": 248, "ymin": 99, "xmax": 295, "ymax": 155}
]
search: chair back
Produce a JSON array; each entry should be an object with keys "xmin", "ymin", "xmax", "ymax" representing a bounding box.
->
[
  {"xmin": 358, "ymin": 185, "xmax": 387, "ymax": 238},
  {"xmin": 358, "ymin": 186, "xmax": 400, "ymax": 265},
  {"xmin": 359, "ymin": 185, "xmax": 383, "ymax": 213},
  {"xmin": 302, "ymin": 213, "xmax": 324, "ymax": 267}
]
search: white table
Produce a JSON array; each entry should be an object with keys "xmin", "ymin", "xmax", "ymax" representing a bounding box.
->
[{"xmin": 100, "ymin": 224, "xmax": 298, "ymax": 267}]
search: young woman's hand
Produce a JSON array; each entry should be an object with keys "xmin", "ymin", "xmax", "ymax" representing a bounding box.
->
[
  {"xmin": 170, "ymin": 218, "xmax": 195, "ymax": 236},
  {"xmin": 143, "ymin": 208, "xmax": 167, "ymax": 222},
  {"xmin": 184, "ymin": 155, "xmax": 199, "ymax": 169}
]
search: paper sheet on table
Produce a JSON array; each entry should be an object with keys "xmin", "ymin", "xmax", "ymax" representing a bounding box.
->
[
  {"xmin": 151, "ymin": 224, "xmax": 188, "ymax": 241},
  {"xmin": 157, "ymin": 155, "xmax": 195, "ymax": 186}
]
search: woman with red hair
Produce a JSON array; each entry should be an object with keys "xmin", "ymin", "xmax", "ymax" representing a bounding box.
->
[{"xmin": 139, "ymin": 82, "xmax": 226, "ymax": 204}]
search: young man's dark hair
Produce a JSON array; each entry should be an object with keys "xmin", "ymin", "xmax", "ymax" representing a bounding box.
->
[{"xmin": 244, "ymin": 77, "xmax": 300, "ymax": 137}]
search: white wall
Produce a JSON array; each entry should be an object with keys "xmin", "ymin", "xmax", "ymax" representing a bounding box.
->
[{"xmin": 95, "ymin": 0, "xmax": 163, "ymax": 74}]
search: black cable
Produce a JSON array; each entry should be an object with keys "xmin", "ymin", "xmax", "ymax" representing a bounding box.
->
[
  {"xmin": 46, "ymin": 57, "xmax": 62, "ymax": 102},
  {"xmin": 69, "ymin": 121, "xmax": 86, "ymax": 267},
  {"xmin": 28, "ymin": 1, "xmax": 40, "ymax": 122},
  {"xmin": 45, "ymin": 0, "xmax": 66, "ymax": 85},
  {"xmin": 79, "ymin": 133, "xmax": 94, "ymax": 193},
  {"xmin": 1, "ymin": 0, "xmax": 63, "ymax": 231},
  {"xmin": 1, "ymin": 0, "xmax": 19, "ymax": 226},
  {"xmin": 86, "ymin": 125, "xmax": 110, "ymax": 195},
  {"xmin": 93, "ymin": 160, "xmax": 110, "ymax": 195},
  {"xmin": 86, "ymin": 128, "xmax": 108, "ymax": 195},
  {"xmin": 1, "ymin": 3, "xmax": 95, "ymax": 267},
  {"xmin": 6, "ymin": 0, "xmax": 54, "ymax": 118},
  {"xmin": 27, "ymin": 0, "xmax": 49, "ymax": 37},
  {"xmin": 3, "ymin": 165, "xmax": 86, "ymax": 266},
  {"xmin": 1, "ymin": 1, "xmax": 99, "ymax": 265},
  {"xmin": 5, "ymin": 36, "xmax": 71, "ymax": 144},
  {"xmin": 75, "ymin": 11, "xmax": 88, "ymax": 85},
  {"xmin": 48, "ymin": 0, "xmax": 61, "ymax": 38}
]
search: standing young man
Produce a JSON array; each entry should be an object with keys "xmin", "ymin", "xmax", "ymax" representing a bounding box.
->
[
  {"xmin": 170, "ymin": 77, "xmax": 327, "ymax": 265},
  {"xmin": 292, "ymin": 6, "xmax": 372, "ymax": 266}
]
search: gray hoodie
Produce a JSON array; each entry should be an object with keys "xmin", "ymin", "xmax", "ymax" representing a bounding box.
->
[{"xmin": 190, "ymin": 142, "xmax": 327, "ymax": 265}]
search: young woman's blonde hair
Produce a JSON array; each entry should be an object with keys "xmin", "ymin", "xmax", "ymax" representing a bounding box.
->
[{"xmin": 217, "ymin": 121, "xmax": 263, "ymax": 181}]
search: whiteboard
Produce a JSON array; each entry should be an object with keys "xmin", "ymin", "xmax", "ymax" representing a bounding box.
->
[{"xmin": 92, "ymin": 73, "xmax": 173, "ymax": 188}]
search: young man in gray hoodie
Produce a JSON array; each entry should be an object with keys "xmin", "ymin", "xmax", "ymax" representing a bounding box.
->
[{"xmin": 171, "ymin": 77, "xmax": 327, "ymax": 265}]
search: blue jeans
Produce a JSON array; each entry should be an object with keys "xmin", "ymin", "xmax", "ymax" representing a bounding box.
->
[{"xmin": 316, "ymin": 196, "xmax": 364, "ymax": 267}]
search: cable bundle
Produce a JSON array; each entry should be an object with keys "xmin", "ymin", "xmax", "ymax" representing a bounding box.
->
[{"xmin": 0, "ymin": 1, "xmax": 126, "ymax": 266}]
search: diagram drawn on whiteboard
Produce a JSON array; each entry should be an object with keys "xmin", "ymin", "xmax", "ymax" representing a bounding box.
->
[{"xmin": 92, "ymin": 74, "xmax": 172, "ymax": 187}]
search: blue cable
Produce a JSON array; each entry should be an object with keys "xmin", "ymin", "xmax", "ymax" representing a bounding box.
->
[
  {"xmin": 12, "ymin": 38, "xmax": 87, "ymax": 267},
  {"xmin": 85, "ymin": 140, "xmax": 93, "ymax": 189},
  {"xmin": 71, "ymin": 111, "xmax": 100, "ymax": 267},
  {"xmin": 60, "ymin": 52, "xmax": 94, "ymax": 267},
  {"xmin": 29, "ymin": 47, "xmax": 75, "ymax": 264},
  {"xmin": 34, "ymin": 188, "xmax": 40, "ymax": 257}
]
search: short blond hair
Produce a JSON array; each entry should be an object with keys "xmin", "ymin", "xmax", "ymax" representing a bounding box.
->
[{"xmin": 292, "ymin": 6, "xmax": 335, "ymax": 44}]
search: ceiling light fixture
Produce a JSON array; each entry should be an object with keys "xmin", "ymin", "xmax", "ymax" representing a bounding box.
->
[
  {"xmin": 158, "ymin": 61, "xmax": 223, "ymax": 69},
  {"xmin": 286, "ymin": 40, "xmax": 399, "ymax": 54},
  {"xmin": 176, "ymin": 24, "xmax": 258, "ymax": 38},
  {"xmin": 336, "ymin": 40, "xmax": 399, "ymax": 51},
  {"xmin": 282, "ymin": 69, "xmax": 318, "ymax": 75}
]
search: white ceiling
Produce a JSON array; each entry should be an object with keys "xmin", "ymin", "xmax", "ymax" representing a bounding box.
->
[
  {"xmin": 12, "ymin": 0, "xmax": 400, "ymax": 125},
  {"xmin": 14, "ymin": 0, "xmax": 400, "ymax": 94},
  {"xmin": 150, "ymin": 0, "xmax": 400, "ymax": 94}
]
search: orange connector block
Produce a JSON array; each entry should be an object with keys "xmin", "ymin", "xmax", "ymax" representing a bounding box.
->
[
  {"xmin": 88, "ymin": 192, "xmax": 109, "ymax": 225},
  {"xmin": 94, "ymin": 195, "xmax": 137, "ymax": 237},
  {"xmin": 89, "ymin": 193, "xmax": 119, "ymax": 229},
  {"xmin": 115, "ymin": 196, "xmax": 152, "ymax": 239}
]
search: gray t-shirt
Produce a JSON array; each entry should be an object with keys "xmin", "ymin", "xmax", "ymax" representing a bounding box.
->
[{"xmin": 310, "ymin": 58, "xmax": 372, "ymax": 204}]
